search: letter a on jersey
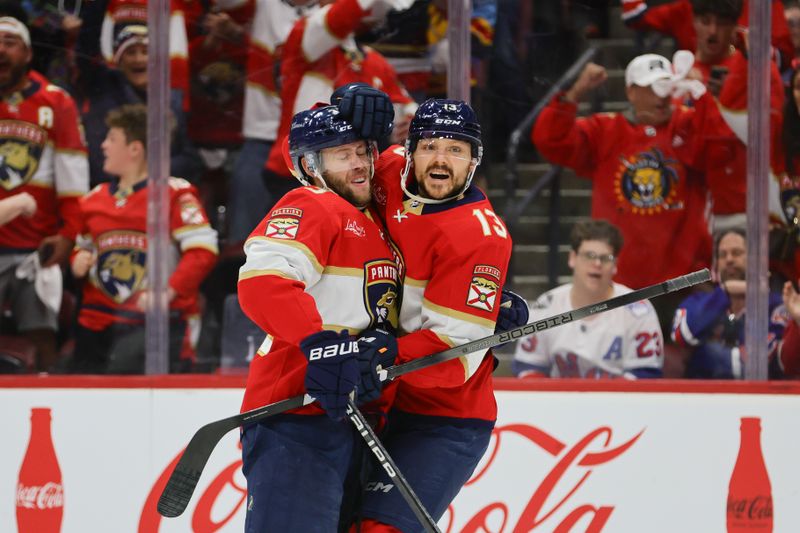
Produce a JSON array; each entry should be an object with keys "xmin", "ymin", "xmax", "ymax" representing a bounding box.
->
[{"xmin": 466, "ymin": 264, "xmax": 501, "ymax": 312}]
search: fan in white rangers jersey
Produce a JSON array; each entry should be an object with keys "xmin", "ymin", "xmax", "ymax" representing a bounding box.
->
[{"xmin": 513, "ymin": 219, "xmax": 664, "ymax": 379}]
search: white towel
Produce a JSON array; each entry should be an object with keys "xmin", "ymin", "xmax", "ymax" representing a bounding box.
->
[{"xmin": 15, "ymin": 252, "xmax": 63, "ymax": 314}]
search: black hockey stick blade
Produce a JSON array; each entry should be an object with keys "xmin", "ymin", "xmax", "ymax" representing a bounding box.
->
[
  {"xmin": 157, "ymin": 394, "xmax": 311, "ymax": 517},
  {"xmin": 346, "ymin": 399, "xmax": 441, "ymax": 533},
  {"xmin": 157, "ymin": 268, "xmax": 709, "ymax": 518}
]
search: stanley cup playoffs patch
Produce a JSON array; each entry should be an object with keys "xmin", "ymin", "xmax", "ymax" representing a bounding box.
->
[
  {"xmin": 265, "ymin": 207, "xmax": 303, "ymax": 240},
  {"xmin": 466, "ymin": 264, "xmax": 501, "ymax": 312}
]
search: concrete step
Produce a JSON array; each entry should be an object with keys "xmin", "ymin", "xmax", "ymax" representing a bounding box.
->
[
  {"xmin": 508, "ymin": 214, "xmax": 589, "ymax": 244},
  {"xmin": 509, "ymin": 274, "xmax": 572, "ymax": 301},
  {"xmin": 489, "ymin": 188, "xmax": 592, "ymax": 218},
  {"xmin": 485, "ymin": 163, "xmax": 592, "ymax": 191},
  {"xmin": 513, "ymin": 243, "xmax": 573, "ymax": 277},
  {"xmin": 588, "ymin": 37, "xmax": 676, "ymax": 70}
]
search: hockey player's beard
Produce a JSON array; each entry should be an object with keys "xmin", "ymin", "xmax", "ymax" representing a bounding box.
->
[{"xmin": 324, "ymin": 168, "xmax": 372, "ymax": 209}]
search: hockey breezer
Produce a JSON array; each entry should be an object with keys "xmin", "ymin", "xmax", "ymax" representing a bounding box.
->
[{"xmin": 157, "ymin": 268, "xmax": 710, "ymax": 518}]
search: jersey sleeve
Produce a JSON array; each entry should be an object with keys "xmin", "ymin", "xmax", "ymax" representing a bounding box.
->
[
  {"xmin": 300, "ymin": 0, "xmax": 371, "ymax": 63},
  {"xmin": 51, "ymin": 89, "xmax": 90, "ymax": 240},
  {"xmin": 237, "ymin": 189, "xmax": 340, "ymax": 345},
  {"xmin": 621, "ymin": 0, "xmax": 693, "ymax": 45},
  {"xmin": 621, "ymin": 300, "xmax": 664, "ymax": 377},
  {"xmin": 396, "ymin": 217, "xmax": 512, "ymax": 389},
  {"xmin": 671, "ymin": 286, "xmax": 730, "ymax": 347},
  {"xmin": 512, "ymin": 296, "xmax": 553, "ymax": 378},
  {"xmin": 532, "ymin": 95, "xmax": 600, "ymax": 179},
  {"xmin": 168, "ymin": 180, "xmax": 219, "ymax": 298}
]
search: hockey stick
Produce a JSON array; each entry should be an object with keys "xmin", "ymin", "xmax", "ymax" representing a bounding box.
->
[
  {"xmin": 157, "ymin": 268, "xmax": 710, "ymax": 517},
  {"xmin": 346, "ymin": 399, "xmax": 441, "ymax": 533}
]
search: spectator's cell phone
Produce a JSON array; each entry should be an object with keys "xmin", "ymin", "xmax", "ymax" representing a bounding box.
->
[
  {"xmin": 710, "ymin": 65, "xmax": 729, "ymax": 81},
  {"xmin": 38, "ymin": 243, "xmax": 54, "ymax": 264}
]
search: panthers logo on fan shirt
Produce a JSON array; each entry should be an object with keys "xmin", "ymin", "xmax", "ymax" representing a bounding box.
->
[
  {"xmin": 93, "ymin": 230, "xmax": 148, "ymax": 304},
  {"xmin": 0, "ymin": 121, "xmax": 45, "ymax": 191},
  {"xmin": 614, "ymin": 148, "xmax": 683, "ymax": 215},
  {"xmin": 265, "ymin": 207, "xmax": 303, "ymax": 240},
  {"xmin": 364, "ymin": 259, "xmax": 400, "ymax": 329},
  {"xmin": 466, "ymin": 265, "xmax": 501, "ymax": 312}
]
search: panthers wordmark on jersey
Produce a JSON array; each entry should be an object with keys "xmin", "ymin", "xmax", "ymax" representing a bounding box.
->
[{"xmin": 0, "ymin": 77, "xmax": 88, "ymax": 251}]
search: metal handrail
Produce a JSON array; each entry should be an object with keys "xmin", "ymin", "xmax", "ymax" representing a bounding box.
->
[{"xmin": 502, "ymin": 47, "xmax": 597, "ymax": 290}]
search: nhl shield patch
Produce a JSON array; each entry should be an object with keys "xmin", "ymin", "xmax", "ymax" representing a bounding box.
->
[
  {"xmin": 466, "ymin": 265, "xmax": 501, "ymax": 312},
  {"xmin": 265, "ymin": 207, "xmax": 302, "ymax": 240}
]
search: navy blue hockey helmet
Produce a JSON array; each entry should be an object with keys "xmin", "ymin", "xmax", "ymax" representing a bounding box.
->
[
  {"xmin": 288, "ymin": 105, "xmax": 372, "ymax": 186},
  {"xmin": 401, "ymin": 99, "xmax": 484, "ymax": 204}
]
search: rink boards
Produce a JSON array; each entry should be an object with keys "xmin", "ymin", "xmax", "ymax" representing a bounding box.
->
[{"xmin": 2, "ymin": 376, "xmax": 800, "ymax": 532}]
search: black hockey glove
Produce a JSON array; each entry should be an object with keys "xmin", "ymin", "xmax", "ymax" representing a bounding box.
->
[
  {"xmin": 495, "ymin": 289, "xmax": 530, "ymax": 347},
  {"xmin": 331, "ymin": 82, "xmax": 394, "ymax": 140},
  {"xmin": 300, "ymin": 330, "xmax": 359, "ymax": 420},
  {"xmin": 356, "ymin": 328, "xmax": 398, "ymax": 403}
]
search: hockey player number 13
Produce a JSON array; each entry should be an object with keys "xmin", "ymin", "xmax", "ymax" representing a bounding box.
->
[{"xmin": 473, "ymin": 208, "xmax": 508, "ymax": 238}]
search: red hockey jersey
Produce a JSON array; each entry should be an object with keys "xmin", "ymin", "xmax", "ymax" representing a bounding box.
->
[
  {"xmin": 238, "ymin": 186, "xmax": 401, "ymax": 416},
  {"xmin": 75, "ymin": 177, "xmax": 218, "ymax": 330},
  {"xmin": 265, "ymin": 0, "xmax": 415, "ymax": 177},
  {"xmin": 370, "ymin": 147, "xmax": 513, "ymax": 422},
  {"xmin": 533, "ymin": 94, "xmax": 714, "ymax": 289},
  {"xmin": 0, "ymin": 77, "xmax": 88, "ymax": 251}
]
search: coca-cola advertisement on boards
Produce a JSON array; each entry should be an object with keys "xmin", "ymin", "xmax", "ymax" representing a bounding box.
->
[
  {"xmin": 16, "ymin": 407, "xmax": 64, "ymax": 533},
  {"xmin": 2, "ymin": 383, "xmax": 800, "ymax": 531},
  {"xmin": 727, "ymin": 416, "xmax": 773, "ymax": 532}
]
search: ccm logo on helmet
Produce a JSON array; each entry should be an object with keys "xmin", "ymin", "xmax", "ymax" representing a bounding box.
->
[
  {"xmin": 308, "ymin": 341, "xmax": 359, "ymax": 360},
  {"xmin": 434, "ymin": 118, "xmax": 462, "ymax": 125}
]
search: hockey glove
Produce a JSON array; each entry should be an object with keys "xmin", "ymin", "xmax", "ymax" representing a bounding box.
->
[
  {"xmin": 331, "ymin": 82, "xmax": 394, "ymax": 140},
  {"xmin": 496, "ymin": 289, "xmax": 530, "ymax": 333},
  {"xmin": 300, "ymin": 330, "xmax": 360, "ymax": 420},
  {"xmin": 356, "ymin": 328, "xmax": 398, "ymax": 403}
]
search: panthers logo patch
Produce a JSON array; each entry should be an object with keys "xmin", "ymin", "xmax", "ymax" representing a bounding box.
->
[
  {"xmin": 266, "ymin": 207, "xmax": 303, "ymax": 240},
  {"xmin": 364, "ymin": 259, "xmax": 399, "ymax": 329},
  {"xmin": 466, "ymin": 265, "xmax": 501, "ymax": 312},
  {"xmin": 193, "ymin": 60, "xmax": 244, "ymax": 105},
  {"xmin": 93, "ymin": 231, "xmax": 148, "ymax": 304},
  {"xmin": 614, "ymin": 148, "xmax": 682, "ymax": 215},
  {"xmin": 0, "ymin": 121, "xmax": 45, "ymax": 191}
]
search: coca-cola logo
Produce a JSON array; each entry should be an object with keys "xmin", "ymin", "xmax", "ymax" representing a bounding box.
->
[
  {"xmin": 727, "ymin": 496, "xmax": 773, "ymax": 521},
  {"xmin": 16, "ymin": 482, "xmax": 64, "ymax": 510},
  {"xmin": 140, "ymin": 424, "xmax": 643, "ymax": 532}
]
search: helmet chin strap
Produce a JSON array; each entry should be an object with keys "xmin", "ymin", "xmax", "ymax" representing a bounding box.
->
[{"xmin": 400, "ymin": 141, "xmax": 479, "ymax": 205}]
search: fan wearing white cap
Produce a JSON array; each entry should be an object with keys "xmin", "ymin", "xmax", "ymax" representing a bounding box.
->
[{"xmin": 0, "ymin": 16, "xmax": 31, "ymax": 94}]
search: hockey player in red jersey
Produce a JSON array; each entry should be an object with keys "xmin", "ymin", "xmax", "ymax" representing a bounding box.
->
[
  {"xmin": 333, "ymin": 91, "xmax": 513, "ymax": 532},
  {"xmin": 237, "ymin": 104, "xmax": 402, "ymax": 531},
  {"xmin": 0, "ymin": 15, "xmax": 89, "ymax": 371},
  {"xmin": 70, "ymin": 104, "xmax": 217, "ymax": 373}
]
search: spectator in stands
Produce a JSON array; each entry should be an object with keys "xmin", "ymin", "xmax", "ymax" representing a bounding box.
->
[
  {"xmin": 17, "ymin": 0, "xmax": 83, "ymax": 88},
  {"xmin": 73, "ymin": 4, "xmax": 199, "ymax": 187},
  {"xmin": 513, "ymin": 219, "xmax": 663, "ymax": 379},
  {"xmin": 0, "ymin": 14, "xmax": 89, "ymax": 371},
  {"xmin": 70, "ymin": 104, "xmax": 217, "ymax": 374},
  {"xmin": 262, "ymin": 0, "xmax": 418, "ymax": 216},
  {"xmin": 622, "ymin": 0, "xmax": 793, "ymax": 69},
  {"xmin": 671, "ymin": 229, "xmax": 790, "ymax": 379},
  {"xmin": 785, "ymin": 1, "xmax": 800, "ymax": 62},
  {"xmin": 779, "ymin": 280, "xmax": 800, "ymax": 374},
  {"xmin": 218, "ymin": 0, "xmax": 317, "ymax": 245},
  {"xmin": 769, "ymin": 65, "xmax": 800, "ymax": 289},
  {"xmin": 532, "ymin": 53, "xmax": 712, "ymax": 302}
]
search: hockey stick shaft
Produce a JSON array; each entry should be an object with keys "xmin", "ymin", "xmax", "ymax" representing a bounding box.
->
[
  {"xmin": 157, "ymin": 268, "xmax": 709, "ymax": 517},
  {"xmin": 346, "ymin": 399, "xmax": 441, "ymax": 533}
]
